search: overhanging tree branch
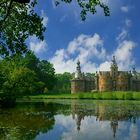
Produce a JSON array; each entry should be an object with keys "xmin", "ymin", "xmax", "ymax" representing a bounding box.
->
[{"xmin": 2, "ymin": 0, "xmax": 14, "ymax": 23}]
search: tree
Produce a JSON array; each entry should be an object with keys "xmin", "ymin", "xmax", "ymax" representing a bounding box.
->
[
  {"xmin": 0, "ymin": 0, "xmax": 45, "ymax": 57},
  {"xmin": 22, "ymin": 52, "xmax": 40, "ymax": 72},
  {"xmin": 0, "ymin": 0, "xmax": 109, "ymax": 57},
  {"xmin": 54, "ymin": 72, "xmax": 72, "ymax": 93},
  {"xmin": 22, "ymin": 52, "xmax": 57, "ymax": 90},
  {"xmin": 2, "ymin": 67, "xmax": 38, "ymax": 95},
  {"xmin": 0, "ymin": 53, "xmax": 57, "ymax": 105},
  {"xmin": 0, "ymin": 57, "xmax": 44, "ymax": 96},
  {"xmin": 38, "ymin": 60, "xmax": 57, "ymax": 90}
]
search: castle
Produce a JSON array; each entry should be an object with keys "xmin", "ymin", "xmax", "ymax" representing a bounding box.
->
[{"xmin": 71, "ymin": 56, "xmax": 140, "ymax": 93}]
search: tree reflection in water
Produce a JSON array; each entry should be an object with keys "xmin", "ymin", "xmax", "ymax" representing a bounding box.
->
[
  {"xmin": 0, "ymin": 102, "xmax": 55, "ymax": 140},
  {"xmin": 0, "ymin": 100, "xmax": 140, "ymax": 140}
]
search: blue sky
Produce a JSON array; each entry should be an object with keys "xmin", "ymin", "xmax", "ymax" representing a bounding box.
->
[{"xmin": 28, "ymin": 0, "xmax": 140, "ymax": 73}]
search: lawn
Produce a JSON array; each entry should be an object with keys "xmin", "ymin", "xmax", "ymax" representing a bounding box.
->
[{"xmin": 19, "ymin": 91, "xmax": 140, "ymax": 101}]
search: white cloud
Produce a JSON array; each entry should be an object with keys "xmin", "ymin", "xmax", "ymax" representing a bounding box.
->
[
  {"xmin": 55, "ymin": 115, "xmax": 114, "ymax": 140},
  {"xmin": 50, "ymin": 31, "xmax": 136, "ymax": 73},
  {"xmin": 41, "ymin": 10, "xmax": 48, "ymax": 27},
  {"xmin": 121, "ymin": 6, "xmax": 129, "ymax": 13},
  {"xmin": 67, "ymin": 34, "xmax": 105, "ymax": 61},
  {"xmin": 82, "ymin": 62, "xmax": 98, "ymax": 73},
  {"xmin": 99, "ymin": 61, "xmax": 111, "ymax": 71},
  {"xmin": 50, "ymin": 49, "xmax": 76, "ymax": 73},
  {"xmin": 50, "ymin": 33, "xmax": 107, "ymax": 73},
  {"xmin": 116, "ymin": 29, "xmax": 128, "ymax": 42},
  {"xmin": 114, "ymin": 18, "xmax": 135, "ymax": 70},
  {"xmin": 114, "ymin": 40, "xmax": 135, "ymax": 70},
  {"xmin": 29, "ymin": 36, "xmax": 48, "ymax": 54}
]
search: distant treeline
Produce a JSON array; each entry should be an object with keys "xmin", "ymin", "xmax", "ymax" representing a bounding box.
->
[{"xmin": 53, "ymin": 72, "xmax": 73, "ymax": 93}]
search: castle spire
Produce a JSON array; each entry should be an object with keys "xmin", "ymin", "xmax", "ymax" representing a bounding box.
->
[
  {"xmin": 111, "ymin": 55, "xmax": 118, "ymax": 70},
  {"xmin": 112, "ymin": 56, "xmax": 117, "ymax": 66},
  {"xmin": 132, "ymin": 66, "xmax": 137, "ymax": 77},
  {"xmin": 77, "ymin": 60, "xmax": 81, "ymax": 73},
  {"xmin": 110, "ymin": 56, "xmax": 118, "ymax": 91},
  {"xmin": 132, "ymin": 66, "xmax": 136, "ymax": 74},
  {"xmin": 110, "ymin": 121, "xmax": 118, "ymax": 138}
]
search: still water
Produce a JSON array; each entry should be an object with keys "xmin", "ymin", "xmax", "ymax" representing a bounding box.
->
[{"xmin": 0, "ymin": 100, "xmax": 140, "ymax": 140}]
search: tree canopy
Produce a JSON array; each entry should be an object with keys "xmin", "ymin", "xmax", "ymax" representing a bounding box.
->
[
  {"xmin": 54, "ymin": 72, "xmax": 72, "ymax": 93},
  {"xmin": 0, "ymin": 53, "xmax": 57, "ymax": 105},
  {"xmin": 0, "ymin": 0, "xmax": 45, "ymax": 57}
]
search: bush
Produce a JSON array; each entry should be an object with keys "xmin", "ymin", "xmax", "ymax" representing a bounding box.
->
[
  {"xmin": 133, "ymin": 92, "xmax": 140, "ymax": 100},
  {"xmin": 102, "ymin": 92, "xmax": 114, "ymax": 100},
  {"xmin": 78, "ymin": 93, "xmax": 84, "ymax": 99},
  {"xmin": 124, "ymin": 92, "xmax": 133, "ymax": 100},
  {"xmin": 94, "ymin": 93, "xmax": 102, "ymax": 100}
]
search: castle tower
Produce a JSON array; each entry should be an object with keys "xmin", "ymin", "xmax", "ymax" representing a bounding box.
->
[
  {"xmin": 110, "ymin": 56, "xmax": 118, "ymax": 91},
  {"xmin": 98, "ymin": 72, "xmax": 112, "ymax": 91},
  {"xmin": 95, "ymin": 71, "xmax": 99, "ymax": 90},
  {"xmin": 110, "ymin": 56, "xmax": 118, "ymax": 77},
  {"xmin": 71, "ymin": 60, "xmax": 85, "ymax": 93}
]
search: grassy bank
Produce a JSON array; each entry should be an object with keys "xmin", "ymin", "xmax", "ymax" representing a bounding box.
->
[{"xmin": 19, "ymin": 91, "xmax": 140, "ymax": 101}]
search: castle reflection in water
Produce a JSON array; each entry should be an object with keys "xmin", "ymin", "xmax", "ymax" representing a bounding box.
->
[{"xmin": 70, "ymin": 100, "xmax": 138, "ymax": 138}]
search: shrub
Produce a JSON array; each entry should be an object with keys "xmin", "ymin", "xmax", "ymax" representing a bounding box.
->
[
  {"xmin": 102, "ymin": 92, "xmax": 113, "ymax": 100},
  {"xmin": 94, "ymin": 93, "xmax": 102, "ymax": 100},
  {"xmin": 78, "ymin": 93, "xmax": 84, "ymax": 99},
  {"xmin": 124, "ymin": 92, "xmax": 133, "ymax": 100},
  {"xmin": 133, "ymin": 92, "xmax": 140, "ymax": 100}
]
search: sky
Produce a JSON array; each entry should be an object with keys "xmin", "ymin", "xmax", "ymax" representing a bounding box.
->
[{"xmin": 28, "ymin": 0, "xmax": 140, "ymax": 73}]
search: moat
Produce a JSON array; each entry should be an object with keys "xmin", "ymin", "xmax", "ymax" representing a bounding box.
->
[{"xmin": 0, "ymin": 100, "xmax": 140, "ymax": 140}]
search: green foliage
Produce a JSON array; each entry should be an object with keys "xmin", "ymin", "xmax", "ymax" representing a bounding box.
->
[
  {"xmin": 54, "ymin": 72, "xmax": 72, "ymax": 93},
  {"xmin": 0, "ymin": 53, "xmax": 56, "ymax": 105},
  {"xmin": 0, "ymin": 0, "xmax": 45, "ymax": 57},
  {"xmin": 0, "ymin": 60, "xmax": 38, "ymax": 96},
  {"xmin": 55, "ymin": 0, "xmax": 110, "ymax": 21},
  {"xmin": 78, "ymin": 93, "xmax": 84, "ymax": 99},
  {"xmin": 44, "ymin": 87, "xmax": 49, "ymax": 94},
  {"xmin": 22, "ymin": 52, "xmax": 40, "ymax": 71},
  {"xmin": 38, "ymin": 60, "xmax": 56, "ymax": 90},
  {"xmin": 124, "ymin": 92, "xmax": 134, "ymax": 100},
  {"xmin": 22, "ymin": 52, "xmax": 57, "ymax": 90},
  {"xmin": 93, "ymin": 93, "xmax": 102, "ymax": 99},
  {"xmin": 101, "ymin": 92, "xmax": 114, "ymax": 100},
  {"xmin": 133, "ymin": 92, "xmax": 140, "ymax": 100}
]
